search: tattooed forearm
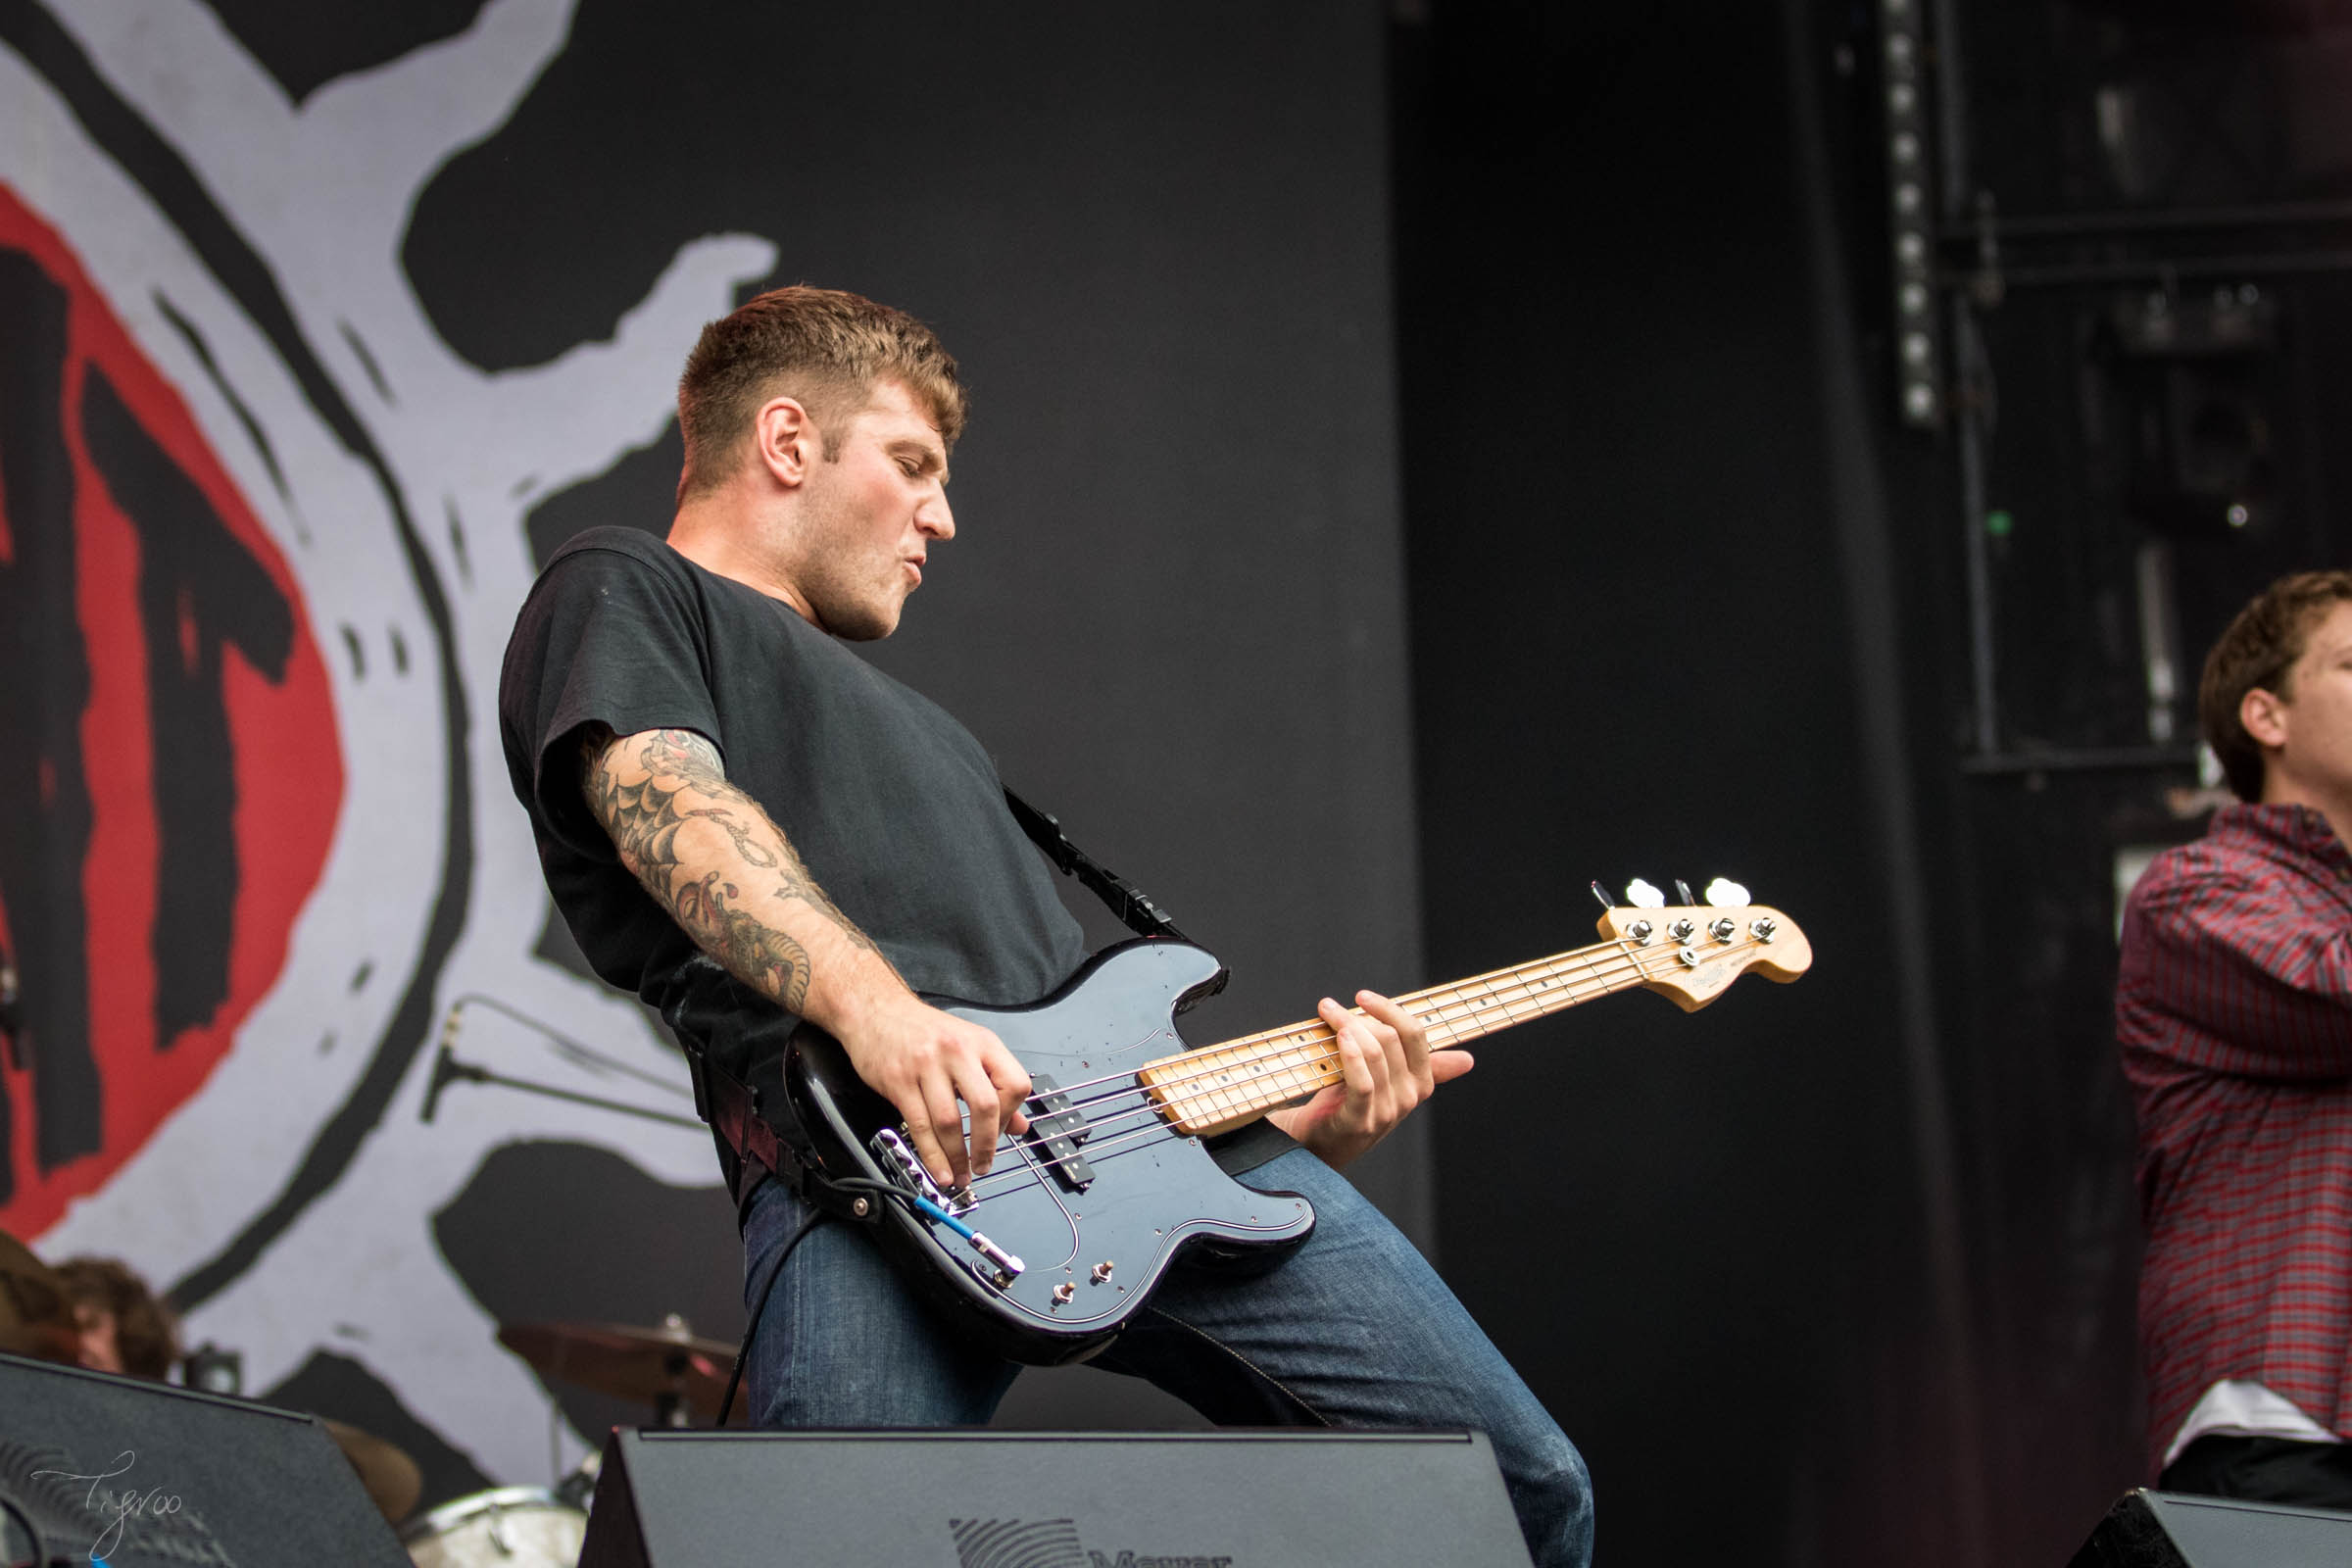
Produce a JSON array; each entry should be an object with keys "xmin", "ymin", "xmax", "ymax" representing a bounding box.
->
[
  {"xmin": 676, "ymin": 869, "xmax": 817, "ymax": 1011},
  {"xmin": 579, "ymin": 725, "xmax": 890, "ymax": 1011},
  {"xmin": 582, "ymin": 728, "xmax": 770, "ymax": 869}
]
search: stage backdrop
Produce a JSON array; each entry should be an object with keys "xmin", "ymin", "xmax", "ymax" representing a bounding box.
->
[{"xmin": 0, "ymin": 0, "xmax": 1417, "ymax": 1503}]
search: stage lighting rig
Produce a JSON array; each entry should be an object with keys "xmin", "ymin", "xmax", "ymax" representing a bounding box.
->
[{"xmin": 1881, "ymin": 0, "xmax": 1942, "ymax": 429}]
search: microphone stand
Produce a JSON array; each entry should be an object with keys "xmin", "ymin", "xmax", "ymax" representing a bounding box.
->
[
  {"xmin": 420, "ymin": 1042, "xmax": 704, "ymax": 1129},
  {"xmin": 419, "ymin": 1003, "xmax": 704, "ymax": 1131},
  {"xmin": 0, "ymin": 943, "xmax": 22, "ymax": 1072}
]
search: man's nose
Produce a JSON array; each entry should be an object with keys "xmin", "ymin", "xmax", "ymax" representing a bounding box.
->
[{"xmin": 919, "ymin": 491, "xmax": 955, "ymax": 540}]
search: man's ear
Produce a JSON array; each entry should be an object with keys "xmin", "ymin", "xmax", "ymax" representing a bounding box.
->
[
  {"xmin": 752, "ymin": 396, "xmax": 814, "ymax": 488},
  {"xmin": 2241, "ymin": 684, "xmax": 2291, "ymax": 751}
]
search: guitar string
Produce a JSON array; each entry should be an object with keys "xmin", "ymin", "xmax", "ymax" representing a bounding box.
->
[
  {"xmin": 975, "ymin": 932, "xmax": 1714, "ymax": 1158},
  {"xmin": 970, "ymin": 951, "xmax": 1654, "ymax": 1162},
  {"xmin": 1141, "ymin": 943, "xmax": 1675, "ymax": 1107},
  {"xmin": 1058, "ymin": 950, "xmax": 1660, "ymax": 1128},
  {"xmin": 956, "ymin": 1083, "xmax": 1427, "ymax": 1202},
  {"xmin": 955, "ymin": 934, "xmax": 1770, "ymax": 1203},
  {"xmin": 1030, "ymin": 930, "xmax": 1717, "ymax": 1117},
  {"xmin": 959, "ymin": 967, "xmax": 1629, "ymax": 1200},
  {"xmin": 940, "ymin": 931, "xmax": 1764, "ymax": 1204},
  {"xmin": 949, "ymin": 1112, "xmax": 1263, "ymax": 1218},
  {"xmin": 1025, "ymin": 934, "xmax": 1678, "ymax": 1112}
]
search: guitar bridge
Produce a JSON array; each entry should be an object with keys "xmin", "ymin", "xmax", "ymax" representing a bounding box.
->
[
  {"xmin": 870, "ymin": 1128, "xmax": 974, "ymax": 1216},
  {"xmin": 872, "ymin": 1129, "xmax": 1023, "ymax": 1288},
  {"xmin": 1022, "ymin": 1075, "xmax": 1094, "ymax": 1193}
]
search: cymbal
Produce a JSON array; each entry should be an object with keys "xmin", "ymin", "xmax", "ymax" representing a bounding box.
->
[
  {"xmin": 0, "ymin": 1229, "xmax": 77, "ymax": 1363},
  {"xmin": 498, "ymin": 1315, "xmax": 744, "ymax": 1424},
  {"xmin": 322, "ymin": 1418, "xmax": 422, "ymax": 1525}
]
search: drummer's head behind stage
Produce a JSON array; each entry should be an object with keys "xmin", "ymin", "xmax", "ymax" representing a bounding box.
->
[{"xmin": 55, "ymin": 1254, "xmax": 180, "ymax": 1380}]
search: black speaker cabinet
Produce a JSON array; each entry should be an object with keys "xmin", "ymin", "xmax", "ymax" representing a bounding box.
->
[
  {"xmin": 0, "ymin": 1348, "xmax": 409, "ymax": 1567},
  {"xmin": 580, "ymin": 1427, "xmax": 1536, "ymax": 1567},
  {"xmin": 2071, "ymin": 1488, "xmax": 2352, "ymax": 1567}
]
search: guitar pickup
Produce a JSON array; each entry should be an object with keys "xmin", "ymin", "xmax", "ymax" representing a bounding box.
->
[
  {"xmin": 1022, "ymin": 1075, "xmax": 1094, "ymax": 1193},
  {"xmin": 871, "ymin": 1128, "xmax": 973, "ymax": 1216}
]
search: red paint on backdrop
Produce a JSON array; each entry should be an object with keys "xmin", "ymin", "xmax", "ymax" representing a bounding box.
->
[{"xmin": 0, "ymin": 184, "xmax": 343, "ymax": 1239}]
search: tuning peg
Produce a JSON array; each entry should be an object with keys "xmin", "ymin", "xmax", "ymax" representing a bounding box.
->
[
  {"xmin": 1591, "ymin": 880, "xmax": 1614, "ymax": 910},
  {"xmin": 1625, "ymin": 878, "xmax": 1665, "ymax": 909},
  {"xmin": 1704, "ymin": 877, "xmax": 1750, "ymax": 907},
  {"xmin": 1674, "ymin": 879, "xmax": 1695, "ymax": 906}
]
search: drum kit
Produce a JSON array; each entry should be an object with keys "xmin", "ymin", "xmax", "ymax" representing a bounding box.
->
[
  {"xmin": 4, "ymin": 1224, "xmax": 739, "ymax": 1567},
  {"xmin": 404, "ymin": 1315, "xmax": 742, "ymax": 1566}
]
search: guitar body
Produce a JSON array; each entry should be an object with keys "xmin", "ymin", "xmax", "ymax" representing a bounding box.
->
[{"xmin": 783, "ymin": 940, "xmax": 1318, "ymax": 1366}]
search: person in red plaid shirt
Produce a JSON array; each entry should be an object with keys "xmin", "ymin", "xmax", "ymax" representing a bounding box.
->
[{"xmin": 2118, "ymin": 568, "xmax": 2352, "ymax": 1506}]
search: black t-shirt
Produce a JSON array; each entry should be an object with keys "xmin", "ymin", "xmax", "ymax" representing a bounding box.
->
[{"xmin": 497, "ymin": 527, "xmax": 1293, "ymax": 1174}]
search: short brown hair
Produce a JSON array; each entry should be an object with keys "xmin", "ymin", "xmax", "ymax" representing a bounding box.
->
[
  {"xmin": 2198, "ymin": 569, "xmax": 2352, "ymax": 802},
  {"xmin": 56, "ymin": 1255, "xmax": 180, "ymax": 1380},
  {"xmin": 675, "ymin": 285, "xmax": 966, "ymax": 502}
]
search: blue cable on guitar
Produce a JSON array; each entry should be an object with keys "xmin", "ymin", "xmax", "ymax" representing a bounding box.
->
[{"xmin": 911, "ymin": 1195, "xmax": 976, "ymax": 1237}]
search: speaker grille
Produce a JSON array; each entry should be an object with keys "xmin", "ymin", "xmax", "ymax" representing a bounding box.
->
[
  {"xmin": 950, "ymin": 1515, "xmax": 1088, "ymax": 1568},
  {"xmin": 0, "ymin": 1350, "xmax": 410, "ymax": 1567}
]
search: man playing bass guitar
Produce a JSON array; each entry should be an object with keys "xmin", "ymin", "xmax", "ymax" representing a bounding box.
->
[{"xmin": 498, "ymin": 286, "xmax": 1592, "ymax": 1566}]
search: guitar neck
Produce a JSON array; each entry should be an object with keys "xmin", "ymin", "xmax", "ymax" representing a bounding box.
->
[{"xmin": 1137, "ymin": 937, "xmax": 1658, "ymax": 1137}]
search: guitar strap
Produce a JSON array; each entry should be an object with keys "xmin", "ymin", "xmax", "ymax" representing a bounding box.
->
[
  {"xmin": 693, "ymin": 1046, "xmax": 868, "ymax": 1224},
  {"xmin": 1000, "ymin": 786, "xmax": 1195, "ymax": 944},
  {"xmin": 689, "ymin": 787, "xmax": 1195, "ymax": 1226}
]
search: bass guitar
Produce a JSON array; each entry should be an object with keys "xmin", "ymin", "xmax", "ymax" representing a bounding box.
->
[{"xmin": 781, "ymin": 889, "xmax": 1810, "ymax": 1364}]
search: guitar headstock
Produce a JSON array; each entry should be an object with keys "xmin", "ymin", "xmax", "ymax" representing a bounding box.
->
[{"xmin": 1590, "ymin": 878, "xmax": 1812, "ymax": 1013}]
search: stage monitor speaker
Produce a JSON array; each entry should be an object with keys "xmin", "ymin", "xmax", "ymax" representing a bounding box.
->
[
  {"xmin": 2070, "ymin": 1488, "xmax": 2352, "ymax": 1567},
  {"xmin": 0, "ymin": 1348, "xmax": 409, "ymax": 1567},
  {"xmin": 580, "ymin": 1427, "xmax": 1536, "ymax": 1567}
]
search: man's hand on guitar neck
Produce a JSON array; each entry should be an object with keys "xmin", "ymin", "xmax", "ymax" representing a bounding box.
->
[
  {"xmin": 1266, "ymin": 991, "xmax": 1473, "ymax": 1169},
  {"xmin": 580, "ymin": 724, "xmax": 1031, "ymax": 1191}
]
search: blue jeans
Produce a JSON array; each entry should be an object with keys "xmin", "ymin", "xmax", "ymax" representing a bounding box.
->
[{"xmin": 740, "ymin": 1147, "xmax": 1593, "ymax": 1567}]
